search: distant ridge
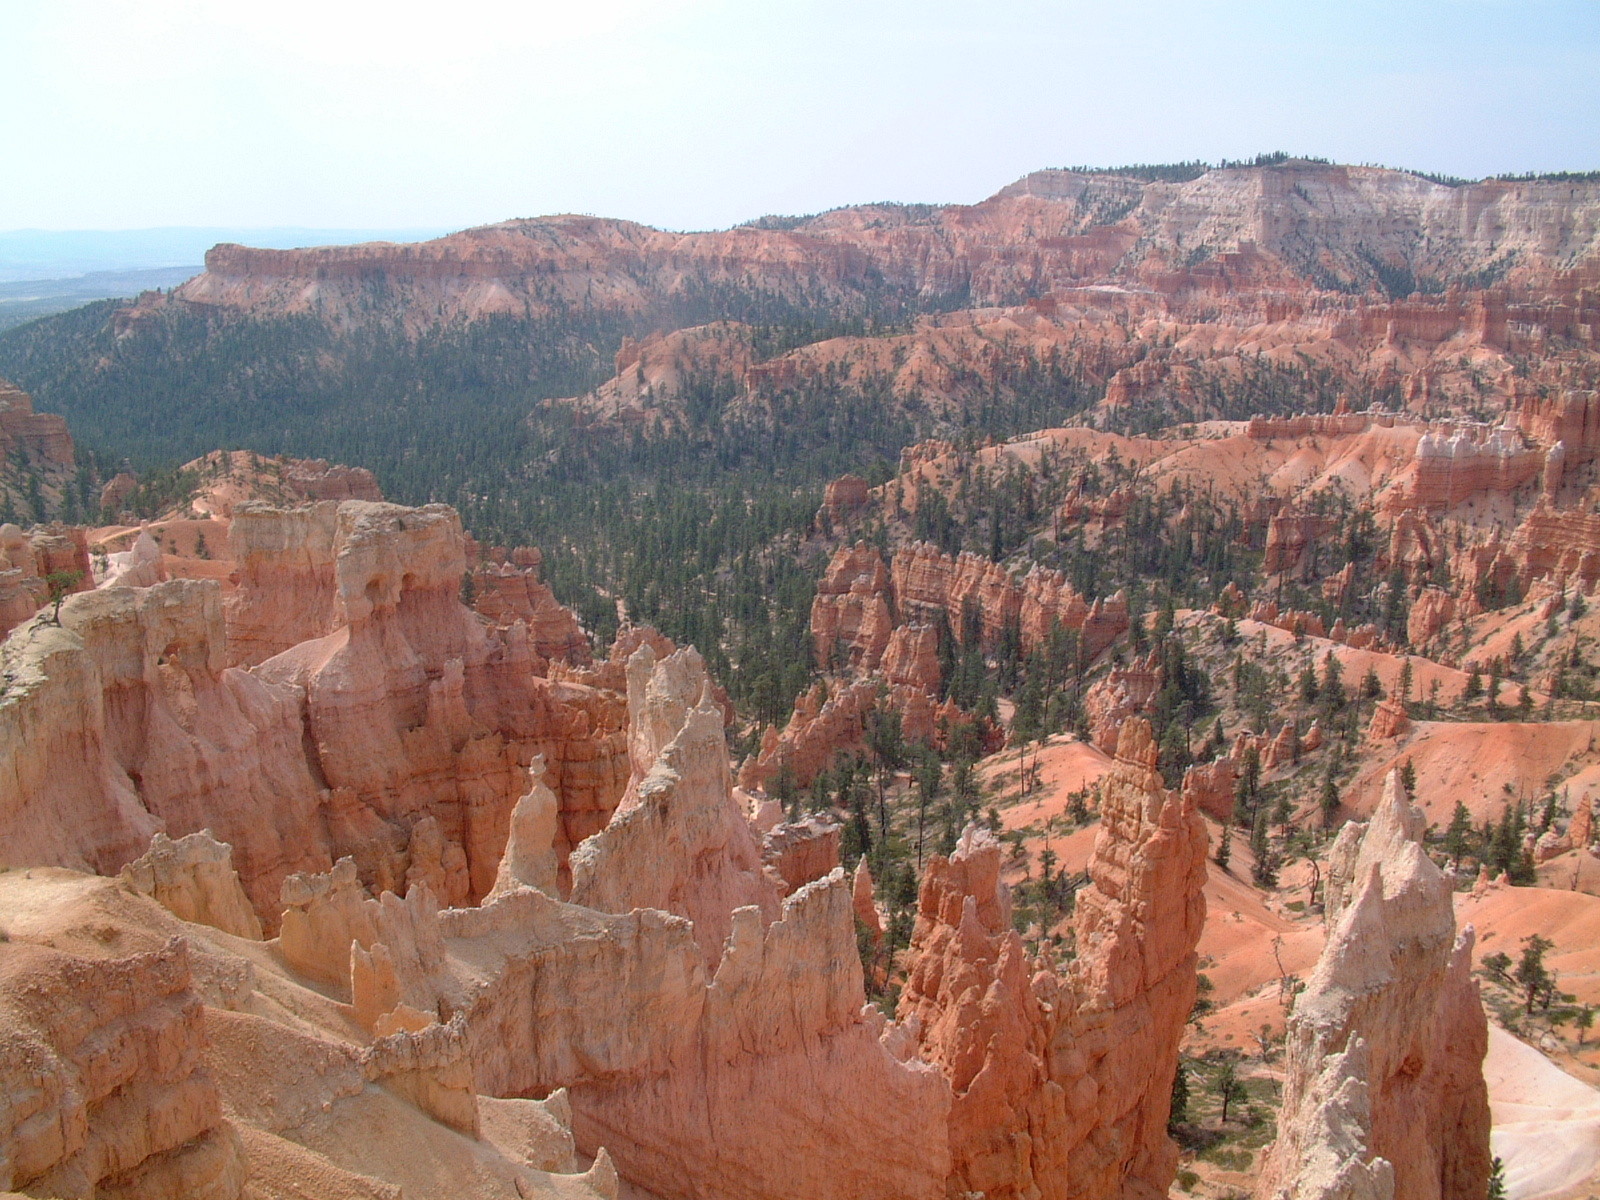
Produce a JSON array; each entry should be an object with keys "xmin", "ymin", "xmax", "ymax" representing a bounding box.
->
[{"xmin": 0, "ymin": 226, "xmax": 452, "ymax": 284}]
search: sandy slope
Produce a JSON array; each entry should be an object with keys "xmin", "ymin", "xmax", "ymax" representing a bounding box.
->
[{"xmin": 1487, "ymin": 1024, "xmax": 1600, "ymax": 1200}]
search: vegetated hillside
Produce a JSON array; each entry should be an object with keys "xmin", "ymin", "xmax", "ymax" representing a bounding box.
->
[{"xmin": 1, "ymin": 157, "xmax": 1596, "ymax": 718}]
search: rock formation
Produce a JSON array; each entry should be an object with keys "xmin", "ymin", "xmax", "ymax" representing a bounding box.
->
[
  {"xmin": 810, "ymin": 542, "xmax": 895, "ymax": 671},
  {"xmin": 119, "ymin": 829, "xmax": 264, "ymax": 940},
  {"xmin": 570, "ymin": 644, "xmax": 780, "ymax": 963},
  {"xmin": 249, "ymin": 500, "xmax": 628, "ymax": 904},
  {"xmin": 434, "ymin": 648, "xmax": 956, "ymax": 1200},
  {"xmin": 1255, "ymin": 771, "xmax": 1491, "ymax": 1200},
  {"xmin": 0, "ymin": 521, "xmax": 93, "ymax": 637},
  {"xmin": 487, "ymin": 759, "xmax": 561, "ymax": 898},
  {"xmin": 149, "ymin": 167, "xmax": 1600, "ymax": 332},
  {"xmin": 0, "ymin": 499, "xmax": 631, "ymax": 929},
  {"xmin": 0, "ymin": 860, "xmax": 621, "ymax": 1200},
  {"xmin": 0, "ymin": 379, "xmax": 75, "ymax": 518},
  {"xmin": 0, "ymin": 580, "xmax": 330, "ymax": 925},
  {"xmin": 897, "ymin": 716, "xmax": 1208, "ymax": 1200},
  {"xmin": 0, "ymin": 936, "xmax": 246, "ymax": 1199}
]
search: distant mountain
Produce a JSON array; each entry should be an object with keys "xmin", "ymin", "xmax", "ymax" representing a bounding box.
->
[{"xmin": 0, "ymin": 226, "xmax": 451, "ymax": 284}]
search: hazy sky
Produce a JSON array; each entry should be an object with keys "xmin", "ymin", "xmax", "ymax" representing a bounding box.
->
[{"xmin": 3, "ymin": 0, "xmax": 1597, "ymax": 233}]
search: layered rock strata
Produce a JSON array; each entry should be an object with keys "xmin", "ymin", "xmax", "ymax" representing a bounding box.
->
[
  {"xmin": 0, "ymin": 580, "xmax": 330, "ymax": 924},
  {"xmin": 0, "ymin": 937, "xmax": 246, "ymax": 1200}
]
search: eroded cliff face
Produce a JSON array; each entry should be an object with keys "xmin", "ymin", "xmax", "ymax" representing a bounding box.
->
[
  {"xmin": 896, "ymin": 716, "xmax": 1209, "ymax": 1200},
  {"xmin": 0, "ymin": 379, "xmax": 75, "ymax": 525},
  {"xmin": 764, "ymin": 538, "xmax": 1127, "ymax": 787},
  {"xmin": 247, "ymin": 500, "xmax": 629, "ymax": 905},
  {"xmin": 394, "ymin": 643, "xmax": 954, "ymax": 1200},
  {"xmin": 0, "ymin": 580, "xmax": 331, "ymax": 923},
  {"xmin": 0, "ymin": 499, "xmax": 629, "ymax": 929},
  {"xmin": 1255, "ymin": 772, "xmax": 1491, "ymax": 1200},
  {"xmin": 0, "ymin": 935, "xmax": 246, "ymax": 1200},
  {"xmin": 570, "ymin": 645, "xmax": 779, "ymax": 963},
  {"xmin": 153, "ymin": 166, "xmax": 1600, "ymax": 327}
]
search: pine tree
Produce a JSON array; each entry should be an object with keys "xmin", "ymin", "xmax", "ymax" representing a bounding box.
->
[
  {"xmin": 1320, "ymin": 769, "xmax": 1341, "ymax": 830},
  {"xmin": 1445, "ymin": 801, "xmax": 1473, "ymax": 866},
  {"xmin": 1167, "ymin": 1061, "xmax": 1189, "ymax": 1132},
  {"xmin": 1215, "ymin": 827, "xmax": 1232, "ymax": 871},
  {"xmin": 1516, "ymin": 934, "xmax": 1555, "ymax": 1015}
]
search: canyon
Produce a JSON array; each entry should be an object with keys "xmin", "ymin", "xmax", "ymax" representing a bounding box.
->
[
  {"xmin": 3, "ymin": 155, "xmax": 1599, "ymax": 1200},
  {"xmin": 0, "ymin": 487, "xmax": 1216, "ymax": 1200}
]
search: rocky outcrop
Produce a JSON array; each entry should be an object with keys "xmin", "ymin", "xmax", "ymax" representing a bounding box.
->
[
  {"xmin": 1256, "ymin": 772, "xmax": 1491, "ymax": 1200},
  {"xmin": 760, "ymin": 814, "xmax": 842, "ymax": 894},
  {"xmin": 487, "ymin": 759, "xmax": 561, "ymax": 898},
  {"xmin": 467, "ymin": 544, "xmax": 591, "ymax": 667},
  {"xmin": 820, "ymin": 474, "xmax": 871, "ymax": 525},
  {"xmin": 119, "ymin": 830, "xmax": 264, "ymax": 940},
  {"xmin": 1408, "ymin": 419, "xmax": 1545, "ymax": 508},
  {"xmin": 810, "ymin": 542, "xmax": 895, "ymax": 671},
  {"xmin": 896, "ymin": 717, "xmax": 1208, "ymax": 1200},
  {"xmin": 882, "ymin": 622, "xmax": 942, "ymax": 691},
  {"xmin": 570, "ymin": 645, "xmax": 779, "ymax": 964},
  {"xmin": 1407, "ymin": 587, "xmax": 1455, "ymax": 647},
  {"xmin": 0, "ymin": 495, "xmax": 630, "ymax": 927},
  {"xmin": 0, "ymin": 580, "xmax": 330, "ymax": 926},
  {"xmin": 892, "ymin": 542, "xmax": 1128, "ymax": 661},
  {"xmin": 1063, "ymin": 717, "xmax": 1210, "ymax": 1200},
  {"xmin": 0, "ymin": 937, "xmax": 245, "ymax": 1200},
  {"xmin": 1366, "ymin": 698, "xmax": 1409, "ymax": 740},
  {"xmin": 253, "ymin": 501, "xmax": 628, "ymax": 905},
  {"xmin": 0, "ymin": 378, "xmax": 75, "ymax": 489},
  {"xmin": 223, "ymin": 500, "xmax": 341, "ymax": 666},
  {"xmin": 1266, "ymin": 511, "xmax": 1336, "ymax": 577},
  {"xmin": 0, "ymin": 522, "xmax": 93, "ymax": 638}
]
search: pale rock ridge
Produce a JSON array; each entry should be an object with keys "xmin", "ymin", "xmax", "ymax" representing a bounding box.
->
[
  {"xmin": 275, "ymin": 856, "xmax": 466, "ymax": 1033},
  {"xmin": 0, "ymin": 580, "xmax": 329, "ymax": 927},
  {"xmin": 359, "ymin": 1014, "xmax": 480, "ymax": 1136},
  {"xmin": 896, "ymin": 716, "xmax": 1208, "ymax": 1200},
  {"xmin": 1262, "ymin": 1039, "xmax": 1395, "ymax": 1200},
  {"xmin": 0, "ymin": 866, "xmax": 620, "ymax": 1200},
  {"xmin": 119, "ymin": 829, "xmax": 264, "ymax": 940},
  {"xmin": 570, "ymin": 644, "xmax": 779, "ymax": 963},
  {"xmin": 96, "ymin": 527, "xmax": 167, "ymax": 589},
  {"xmin": 277, "ymin": 856, "xmax": 383, "ymax": 989},
  {"xmin": 349, "ymin": 884, "xmax": 465, "ymax": 1035},
  {"xmin": 1255, "ymin": 771, "xmax": 1491, "ymax": 1200},
  {"xmin": 0, "ymin": 937, "xmax": 246, "ymax": 1200}
]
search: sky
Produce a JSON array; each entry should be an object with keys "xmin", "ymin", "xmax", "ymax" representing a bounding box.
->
[{"xmin": 2, "ymin": 0, "xmax": 1597, "ymax": 234}]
